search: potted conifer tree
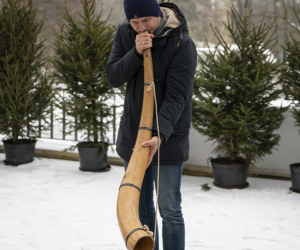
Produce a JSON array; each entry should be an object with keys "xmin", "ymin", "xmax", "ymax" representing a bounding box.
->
[
  {"xmin": 281, "ymin": 8, "xmax": 300, "ymax": 194},
  {"xmin": 51, "ymin": 0, "xmax": 116, "ymax": 172},
  {"xmin": 0, "ymin": 0, "xmax": 54, "ymax": 166},
  {"xmin": 192, "ymin": 0, "xmax": 288, "ymax": 189}
]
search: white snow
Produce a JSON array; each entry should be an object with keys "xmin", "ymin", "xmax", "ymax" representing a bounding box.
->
[
  {"xmin": 0, "ymin": 153, "xmax": 299, "ymax": 250},
  {"xmin": 0, "ymin": 137, "xmax": 120, "ymax": 158}
]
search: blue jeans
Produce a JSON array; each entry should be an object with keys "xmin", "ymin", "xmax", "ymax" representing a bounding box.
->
[{"xmin": 123, "ymin": 160, "xmax": 185, "ymax": 250}]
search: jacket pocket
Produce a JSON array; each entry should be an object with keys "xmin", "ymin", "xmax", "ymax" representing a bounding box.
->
[
  {"xmin": 120, "ymin": 109, "xmax": 129, "ymax": 120},
  {"xmin": 117, "ymin": 112, "xmax": 130, "ymax": 148},
  {"xmin": 161, "ymin": 123, "xmax": 190, "ymax": 161},
  {"xmin": 172, "ymin": 123, "xmax": 190, "ymax": 136}
]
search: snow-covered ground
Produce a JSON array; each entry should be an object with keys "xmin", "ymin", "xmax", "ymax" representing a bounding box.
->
[{"xmin": 0, "ymin": 153, "xmax": 299, "ymax": 250}]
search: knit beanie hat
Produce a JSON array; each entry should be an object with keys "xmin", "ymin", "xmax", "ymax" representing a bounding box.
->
[{"xmin": 123, "ymin": 0, "xmax": 160, "ymax": 21}]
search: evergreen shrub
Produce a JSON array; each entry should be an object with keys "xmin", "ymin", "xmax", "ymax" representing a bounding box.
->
[
  {"xmin": 192, "ymin": 0, "xmax": 288, "ymax": 167},
  {"xmin": 51, "ymin": 0, "xmax": 116, "ymax": 151},
  {"xmin": 0, "ymin": 0, "xmax": 54, "ymax": 143},
  {"xmin": 282, "ymin": 8, "xmax": 300, "ymax": 135}
]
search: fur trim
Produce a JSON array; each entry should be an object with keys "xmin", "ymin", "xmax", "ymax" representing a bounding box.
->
[{"xmin": 161, "ymin": 7, "xmax": 181, "ymax": 29}]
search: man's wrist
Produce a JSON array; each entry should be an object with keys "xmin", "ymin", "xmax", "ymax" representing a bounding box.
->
[
  {"xmin": 134, "ymin": 46, "xmax": 143, "ymax": 59},
  {"xmin": 153, "ymin": 135, "xmax": 162, "ymax": 145},
  {"xmin": 152, "ymin": 131, "xmax": 165, "ymax": 144}
]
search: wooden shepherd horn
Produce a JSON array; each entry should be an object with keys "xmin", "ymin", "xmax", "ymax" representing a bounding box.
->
[{"xmin": 116, "ymin": 39, "xmax": 155, "ymax": 250}]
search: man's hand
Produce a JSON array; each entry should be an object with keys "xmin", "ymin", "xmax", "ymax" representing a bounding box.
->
[
  {"xmin": 142, "ymin": 136, "xmax": 162, "ymax": 168},
  {"xmin": 135, "ymin": 32, "xmax": 154, "ymax": 54}
]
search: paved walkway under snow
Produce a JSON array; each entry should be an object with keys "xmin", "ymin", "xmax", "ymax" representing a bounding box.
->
[{"xmin": 0, "ymin": 153, "xmax": 299, "ymax": 250}]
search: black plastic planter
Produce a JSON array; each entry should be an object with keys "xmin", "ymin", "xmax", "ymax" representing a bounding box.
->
[
  {"xmin": 3, "ymin": 139, "xmax": 36, "ymax": 166},
  {"xmin": 78, "ymin": 145, "xmax": 110, "ymax": 172},
  {"xmin": 211, "ymin": 159, "xmax": 249, "ymax": 189},
  {"xmin": 290, "ymin": 163, "xmax": 300, "ymax": 194}
]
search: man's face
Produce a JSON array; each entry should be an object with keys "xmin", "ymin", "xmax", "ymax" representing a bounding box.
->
[{"xmin": 130, "ymin": 16, "xmax": 161, "ymax": 34}]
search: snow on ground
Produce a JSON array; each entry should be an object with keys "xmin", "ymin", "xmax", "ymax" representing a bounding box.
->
[{"xmin": 0, "ymin": 153, "xmax": 299, "ymax": 250}]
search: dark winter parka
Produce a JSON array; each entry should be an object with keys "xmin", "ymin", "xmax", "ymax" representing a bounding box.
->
[{"xmin": 106, "ymin": 3, "xmax": 197, "ymax": 166}]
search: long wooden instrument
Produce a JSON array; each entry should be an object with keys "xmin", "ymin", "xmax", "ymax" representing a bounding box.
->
[{"xmin": 116, "ymin": 44, "xmax": 155, "ymax": 250}]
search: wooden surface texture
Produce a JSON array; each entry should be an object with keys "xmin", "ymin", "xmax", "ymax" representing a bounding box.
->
[{"xmin": 116, "ymin": 47, "xmax": 155, "ymax": 250}]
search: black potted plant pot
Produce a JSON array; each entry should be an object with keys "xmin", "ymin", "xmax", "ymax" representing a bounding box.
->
[
  {"xmin": 78, "ymin": 143, "xmax": 110, "ymax": 172},
  {"xmin": 290, "ymin": 163, "xmax": 300, "ymax": 193},
  {"xmin": 211, "ymin": 158, "xmax": 249, "ymax": 189},
  {"xmin": 3, "ymin": 139, "xmax": 37, "ymax": 166}
]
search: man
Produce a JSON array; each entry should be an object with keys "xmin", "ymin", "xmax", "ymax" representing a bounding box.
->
[{"xmin": 106, "ymin": 1, "xmax": 197, "ymax": 249}]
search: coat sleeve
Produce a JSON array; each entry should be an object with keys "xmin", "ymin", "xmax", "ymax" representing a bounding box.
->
[
  {"xmin": 106, "ymin": 25, "xmax": 143, "ymax": 88},
  {"xmin": 152, "ymin": 39, "xmax": 197, "ymax": 143}
]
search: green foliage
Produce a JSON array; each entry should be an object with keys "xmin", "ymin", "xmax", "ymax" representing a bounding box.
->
[
  {"xmin": 0, "ymin": 0, "xmax": 54, "ymax": 143},
  {"xmin": 282, "ymin": 8, "xmax": 300, "ymax": 135},
  {"xmin": 51, "ymin": 0, "xmax": 116, "ymax": 147},
  {"xmin": 201, "ymin": 183, "xmax": 211, "ymax": 192},
  {"xmin": 192, "ymin": 0, "xmax": 288, "ymax": 166}
]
